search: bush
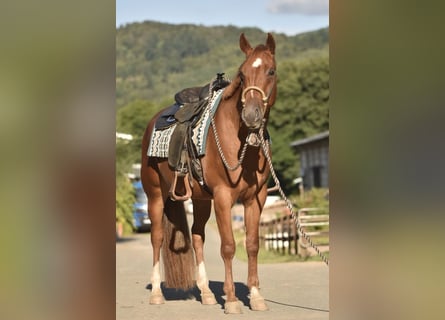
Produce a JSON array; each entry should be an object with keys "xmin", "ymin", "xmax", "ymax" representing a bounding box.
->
[{"xmin": 294, "ymin": 187, "xmax": 329, "ymax": 214}]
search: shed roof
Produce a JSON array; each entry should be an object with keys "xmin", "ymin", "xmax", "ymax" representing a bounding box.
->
[{"xmin": 290, "ymin": 131, "xmax": 329, "ymax": 148}]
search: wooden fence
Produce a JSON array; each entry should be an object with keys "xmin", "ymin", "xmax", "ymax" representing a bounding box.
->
[{"xmin": 259, "ymin": 207, "xmax": 329, "ymax": 257}]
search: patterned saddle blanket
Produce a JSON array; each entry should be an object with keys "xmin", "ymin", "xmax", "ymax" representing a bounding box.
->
[{"xmin": 147, "ymin": 88, "xmax": 225, "ymax": 158}]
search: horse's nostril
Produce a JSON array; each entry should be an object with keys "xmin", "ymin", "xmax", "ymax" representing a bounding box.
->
[{"xmin": 255, "ymin": 109, "xmax": 261, "ymax": 121}]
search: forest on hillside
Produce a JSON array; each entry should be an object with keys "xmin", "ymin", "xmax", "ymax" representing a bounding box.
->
[
  {"xmin": 116, "ymin": 21, "xmax": 328, "ymax": 108},
  {"xmin": 116, "ymin": 21, "xmax": 329, "ymax": 230}
]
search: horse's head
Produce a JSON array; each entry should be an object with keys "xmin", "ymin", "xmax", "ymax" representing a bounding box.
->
[{"xmin": 225, "ymin": 33, "xmax": 277, "ymax": 130}]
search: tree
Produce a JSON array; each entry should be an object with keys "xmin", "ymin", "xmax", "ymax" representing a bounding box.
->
[
  {"xmin": 116, "ymin": 99, "xmax": 165, "ymax": 164},
  {"xmin": 116, "ymin": 99, "xmax": 164, "ymax": 234},
  {"xmin": 268, "ymin": 54, "xmax": 329, "ymax": 192},
  {"xmin": 116, "ymin": 141, "xmax": 135, "ymax": 235}
]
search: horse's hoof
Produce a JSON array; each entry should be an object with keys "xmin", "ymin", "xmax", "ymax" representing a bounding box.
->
[
  {"xmin": 224, "ymin": 300, "xmax": 242, "ymax": 314},
  {"xmin": 149, "ymin": 290, "xmax": 165, "ymax": 305},
  {"xmin": 201, "ymin": 292, "xmax": 217, "ymax": 305},
  {"xmin": 250, "ymin": 297, "xmax": 269, "ymax": 311}
]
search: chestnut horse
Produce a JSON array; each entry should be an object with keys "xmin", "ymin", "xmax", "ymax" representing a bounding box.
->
[{"xmin": 141, "ymin": 33, "xmax": 277, "ymax": 314}]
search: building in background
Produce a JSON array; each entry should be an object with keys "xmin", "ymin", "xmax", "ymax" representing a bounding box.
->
[{"xmin": 290, "ymin": 131, "xmax": 329, "ymax": 190}]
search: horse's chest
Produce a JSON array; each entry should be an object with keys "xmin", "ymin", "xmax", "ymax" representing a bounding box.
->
[{"xmin": 236, "ymin": 167, "xmax": 269, "ymax": 194}]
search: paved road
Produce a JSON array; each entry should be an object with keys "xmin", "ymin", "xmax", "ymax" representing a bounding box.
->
[{"xmin": 116, "ymin": 215, "xmax": 329, "ymax": 320}]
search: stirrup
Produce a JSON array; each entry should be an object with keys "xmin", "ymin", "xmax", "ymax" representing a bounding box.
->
[{"xmin": 169, "ymin": 171, "xmax": 192, "ymax": 201}]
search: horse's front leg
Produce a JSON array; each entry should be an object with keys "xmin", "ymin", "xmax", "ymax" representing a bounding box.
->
[
  {"xmin": 191, "ymin": 199, "xmax": 217, "ymax": 305},
  {"xmin": 243, "ymin": 187, "xmax": 269, "ymax": 311},
  {"xmin": 213, "ymin": 191, "xmax": 242, "ymax": 314}
]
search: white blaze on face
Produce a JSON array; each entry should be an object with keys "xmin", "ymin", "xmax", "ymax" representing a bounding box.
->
[{"xmin": 252, "ymin": 58, "xmax": 262, "ymax": 68}]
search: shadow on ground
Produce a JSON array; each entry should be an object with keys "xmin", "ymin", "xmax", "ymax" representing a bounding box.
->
[
  {"xmin": 146, "ymin": 281, "xmax": 250, "ymax": 309},
  {"xmin": 116, "ymin": 236, "xmax": 138, "ymax": 243}
]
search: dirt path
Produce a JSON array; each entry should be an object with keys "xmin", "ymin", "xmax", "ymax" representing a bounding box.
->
[{"xmin": 116, "ymin": 216, "xmax": 329, "ymax": 319}]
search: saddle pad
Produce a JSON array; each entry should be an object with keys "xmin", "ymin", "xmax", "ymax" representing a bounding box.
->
[{"xmin": 147, "ymin": 88, "xmax": 225, "ymax": 158}]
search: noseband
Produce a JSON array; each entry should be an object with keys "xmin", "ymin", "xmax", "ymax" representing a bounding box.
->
[{"xmin": 241, "ymin": 86, "xmax": 269, "ymax": 110}]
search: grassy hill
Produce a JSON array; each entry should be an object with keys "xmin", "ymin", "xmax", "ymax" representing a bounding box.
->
[{"xmin": 116, "ymin": 21, "xmax": 328, "ymax": 108}]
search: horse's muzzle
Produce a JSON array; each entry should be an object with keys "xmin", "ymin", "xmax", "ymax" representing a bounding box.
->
[
  {"xmin": 241, "ymin": 86, "xmax": 268, "ymax": 130},
  {"xmin": 241, "ymin": 107, "xmax": 263, "ymax": 130}
]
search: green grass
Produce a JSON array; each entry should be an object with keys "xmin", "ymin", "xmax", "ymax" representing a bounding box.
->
[
  {"xmin": 232, "ymin": 229, "xmax": 329, "ymax": 264},
  {"xmin": 207, "ymin": 219, "xmax": 329, "ymax": 264}
]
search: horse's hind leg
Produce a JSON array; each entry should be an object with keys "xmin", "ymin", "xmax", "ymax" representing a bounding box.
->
[
  {"xmin": 148, "ymin": 194, "xmax": 166, "ymax": 304},
  {"xmin": 191, "ymin": 199, "xmax": 217, "ymax": 305},
  {"xmin": 141, "ymin": 163, "xmax": 166, "ymax": 305}
]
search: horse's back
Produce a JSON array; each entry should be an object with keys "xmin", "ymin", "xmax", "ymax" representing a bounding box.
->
[{"xmin": 140, "ymin": 106, "xmax": 170, "ymax": 192}]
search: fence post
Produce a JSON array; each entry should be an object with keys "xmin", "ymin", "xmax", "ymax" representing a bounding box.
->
[
  {"xmin": 297, "ymin": 209, "xmax": 308, "ymax": 258},
  {"xmin": 259, "ymin": 207, "xmax": 329, "ymax": 258},
  {"xmin": 291, "ymin": 214, "xmax": 296, "ymax": 255},
  {"xmin": 281, "ymin": 216, "xmax": 284, "ymax": 254}
]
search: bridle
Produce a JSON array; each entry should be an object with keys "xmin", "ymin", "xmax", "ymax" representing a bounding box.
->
[
  {"xmin": 239, "ymin": 73, "xmax": 276, "ymax": 120},
  {"xmin": 241, "ymin": 85, "xmax": 269, "ymax": 110},
  {"xmin": 210, "ymin": 57, "xmax": 276, "ymax": 169},
  {"xmin": 239, "ymin": 83, "xmax": 275, "ymax": 126}
]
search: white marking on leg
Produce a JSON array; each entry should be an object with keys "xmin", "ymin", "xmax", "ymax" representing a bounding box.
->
[
  {"xmin": 197, "ymin": 261, "xmax": 217, "ymax": 305},
  {"xmin": 151, "ymin": 262, "xmax": 161, "ymax": 290},
  {"xmin": 251, "ymin": 286, "xmax": 260, "ymax": 298},
  {"xmin": 250, "ymin": 286, "xmax": 268, "ymax": 310},
  {"xmin": 252, "ymin": 58, "xmax": 262, "ymax": 68},
  {"xmin": 197, "ymin": 261, "xmax": 208, "ymax": 289}
]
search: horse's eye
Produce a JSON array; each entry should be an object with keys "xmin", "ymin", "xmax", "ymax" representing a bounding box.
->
[
  {"xmin": 239, "ymin": 71, "xmax": 245, "ymax": 82},
  {"xmin": 268, "ymin": 69, "xmax": 276, "ymax": 76}
]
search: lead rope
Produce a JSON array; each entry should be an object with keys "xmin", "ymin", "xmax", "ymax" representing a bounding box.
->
[
  {"xmin": 258, "ymin": 123, "xmax": 329, "ymax": 266},
  {"xmin": 211, "ymin": 116, "xmax": 250, "ymax": 171},
  {"xmin": 213, "ymin": 113, "xmax": 329, "ymax": 266}
]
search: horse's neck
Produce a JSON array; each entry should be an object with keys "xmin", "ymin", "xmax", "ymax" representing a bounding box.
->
[{"xmin": 215, "ymin": 92, "xmax": 246, "ymax": 140}]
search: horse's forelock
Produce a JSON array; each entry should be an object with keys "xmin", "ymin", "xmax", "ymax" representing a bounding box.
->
[{"xmin": 252, "ymin": 44, "xmax": 274, "ymax": 56}]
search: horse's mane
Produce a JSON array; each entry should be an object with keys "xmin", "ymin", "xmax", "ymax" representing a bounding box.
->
[{"xmin": 222, "ymin": 72, "xmax": 241, "ymax": 100}]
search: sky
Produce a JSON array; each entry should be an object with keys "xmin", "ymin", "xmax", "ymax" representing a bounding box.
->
[{"xmin": 116, "ymin": 0, "xmax": 329, "ymax": 36}]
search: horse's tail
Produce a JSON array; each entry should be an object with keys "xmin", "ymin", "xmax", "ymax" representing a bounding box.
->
[{"xmin": 162, "ymin": 199, "xmax": 195, "ymax": 290}]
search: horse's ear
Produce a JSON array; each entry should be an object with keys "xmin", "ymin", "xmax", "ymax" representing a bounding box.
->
[
  {"xmin": 239, "ymin": 33, "xmax": 253, "ymax": 55},
  {"xmin": 266, "ymin": 33, "xmax": 275, "ymax": 55}
]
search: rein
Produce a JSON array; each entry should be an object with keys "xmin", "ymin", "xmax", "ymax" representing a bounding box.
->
[
  {"xmin": 210, "ymin": 82, "xmax": 270, "ymax": 171},
  {"xmin": 210, "ymin": 115, "xmax": 250, "ymax": 171},
  {"xmin": 258, "ymin": 125, "xmax": 330, "ymax": 266},
  {"xmin": 211, "ymin": 74, "xmax": 329, "ymax": 265},
  {"xmin": 211, "ymin": 103, "xmax": 330, "ymax": 265}
]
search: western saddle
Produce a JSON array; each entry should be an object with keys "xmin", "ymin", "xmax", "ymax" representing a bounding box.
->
[{"xmin": 155, "ymin": 73, "xmax": 230, "ymax": 201}]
